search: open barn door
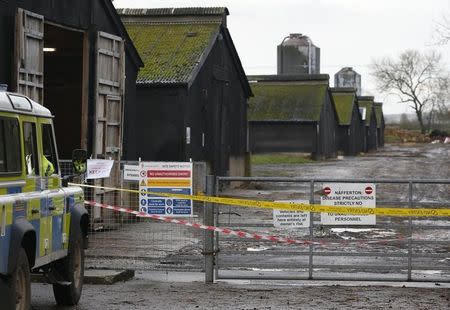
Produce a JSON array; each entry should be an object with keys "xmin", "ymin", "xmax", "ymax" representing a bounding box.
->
[
  {"xmin": 92, "ymin": 32, "xmax": 125, "ymax": 226},
  {"xmin": 14, "ymin": 8, "xmax": 44, "ymax": 103}
]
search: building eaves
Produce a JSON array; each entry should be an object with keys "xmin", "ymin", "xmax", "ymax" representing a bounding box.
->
[
  {"xmin": 248, "ymin": 74, "xmax": 330, "ymax": 83},
  {"xmin": 117, "ymin": 7, "xmax": 229, "ymax": 17}
]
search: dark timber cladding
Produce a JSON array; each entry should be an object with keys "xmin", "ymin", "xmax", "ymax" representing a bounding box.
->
[
  {"xmin": 0, "ymin": 0, "xmax": 143, "ymax": 159},
  {"xmin": 374, "ymin": 102, "xmax": 385, "ymax": 147},
  {"xmin": 0, "ymin": 0, "xmax": 144, "ymax": 225},
  {"xmin": 118, "ymin": 7, "xmax": 252, "ymax": 176},
  {"xmin": 330, "ymin": 87, "xmax": 364, "ymax": 156},
  {"xmin": 358, "ymin": 96, "xmax": 378, "ymax": 152},
  {"xmin": 248, "ymin": 75, "xmax": 337, "ymax": 159}
]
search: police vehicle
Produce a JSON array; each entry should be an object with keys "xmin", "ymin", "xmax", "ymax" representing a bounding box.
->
[{"xmin": 0, "ymin": 91, "xmax": 88, "ymax": 309}]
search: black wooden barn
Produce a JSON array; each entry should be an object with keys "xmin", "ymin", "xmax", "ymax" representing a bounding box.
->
[
  {"xmin": 118, "ymin": 7, "xmax": 252, "ymax": 176},
  {"xmin": 358, "ymin": 96, "xmax": 378, "ymax": 152},
  {"xmin": 374, "ymin": 102, "xmax": 385, "ymax": 147},
  {"xmin": 330, "ymin": 88, "xmax": 364, "ymax": 156},
  {"xmin": 0, "ymin": 0, "xmax": 143, "ymax": 160},
  {"xmin": 248, "ymin": 75, "xmax": 337, "ymax": 159},
  {"xmin": 0, "ymin": 0, "xmax": 143, "ymax": 224}
]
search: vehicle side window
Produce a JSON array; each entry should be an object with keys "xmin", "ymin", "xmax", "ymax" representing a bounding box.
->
[
  {"xmin": 0, "ymin": 117, "xmax": 21, "ymax": 174},
  {"xmin": 42, "ymin": 123, "xmax": 58, "ymax": 174},
  {"xmin": 23, "ymin": 122, "xmax": 39, "ymax": 176}
]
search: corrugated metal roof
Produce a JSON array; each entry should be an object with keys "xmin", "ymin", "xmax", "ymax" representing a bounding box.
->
[
  {"xmin": 117, "ymin": 7, "xmax": 228, "ymax": 16},
  {"xmin": 124, "ymin": 22, "xmax": 220, "ymax": 84},
  {"xmin": 248, "ymin": 82, "xmax": 328, "ymax": 122}
]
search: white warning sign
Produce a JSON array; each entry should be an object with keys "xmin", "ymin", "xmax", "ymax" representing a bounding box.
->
[
  {"xmin": 273, "ymin": 200, "xmax": 310, "ymax": 228},
  {"xmin": 321, "ymin": 183, "xmax": 376, "ymax": 225}
]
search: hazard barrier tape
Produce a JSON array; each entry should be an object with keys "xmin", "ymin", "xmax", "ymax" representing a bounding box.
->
[
  {"xmin": 85, "ymin": 200, "xmax": 409, "ymax": 246},
  {"xmin": 70, "ymin": 183, "xmax": 450, "ymax": 217}
]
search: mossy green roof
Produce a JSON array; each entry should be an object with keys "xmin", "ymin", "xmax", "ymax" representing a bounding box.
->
[
  {"xmin": 358, "ymin": 99, "xmax": 375, "ymax": 126},
  {"xmin": 248, "ymin": 83, "xmax": 328, "ymax": 121},
  {"xmin": 331, "ymin": 92, "xmax": 355, "ymax": 125},
  {"xmin": 124, "ymin": 22, "xmax": 220, "ymax": 84},
  {"xmin": 374, "ymin": 104, "xmax": 384, "ymax": 128}
]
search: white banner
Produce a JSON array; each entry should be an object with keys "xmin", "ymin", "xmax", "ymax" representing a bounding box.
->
[
  {"xmin": 321, "ymin": 183, "xmax": 376, "ymax": 225},
  {"xmin": 123, "ymin": 165, "xmax": 140, "ymax": 181},
  {"xmin": 273, "ymin": 200, "xmax": 310, "ymax": 228},
  {"xmin": 86, "ymin": 159, "xmax": 114, "ymax": 179}
]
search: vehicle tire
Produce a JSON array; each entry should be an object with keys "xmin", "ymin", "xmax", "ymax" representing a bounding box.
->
[
  {"xmin": 11, "ymin": 247, "xmax": 31, "ymax": 310},
  {"xmin": 52, "ymin": 233, "xmax": 84, "ymax": 306}
]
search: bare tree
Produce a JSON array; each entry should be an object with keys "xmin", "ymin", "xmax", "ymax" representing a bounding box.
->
[
  {"xmin": 371, "ymin": 50, "xmax": 449, "ymax": 133},
  {"xmin": 434, "ymin": 14, "xmax": 450, "ymax": 45}
]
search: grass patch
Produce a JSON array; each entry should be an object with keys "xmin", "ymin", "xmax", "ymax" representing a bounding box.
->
[{"xmin": 251, "ymin": 153, "xmax": 314, "ymax": 165}]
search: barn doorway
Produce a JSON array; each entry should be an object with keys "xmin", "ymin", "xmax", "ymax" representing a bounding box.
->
[{"xmin": 43, "ymin": 23, "xmax": 86, "ymax": 159}]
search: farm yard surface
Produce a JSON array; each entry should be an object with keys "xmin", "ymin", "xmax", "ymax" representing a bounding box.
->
[
  {"xmin": 31, "ymin": 143, "xmax": 450, "ymax": 309},
  {"xmin": 31, "ymin": 277, "xmax": 450, "ymax": 309}
]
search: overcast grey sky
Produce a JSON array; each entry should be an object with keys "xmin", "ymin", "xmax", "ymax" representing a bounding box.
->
[{"xmin": 114, "ymin": 0, "xmax": 450, "ymax": 115}]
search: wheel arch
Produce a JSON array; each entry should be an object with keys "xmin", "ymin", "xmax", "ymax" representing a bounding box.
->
[
  {"xmin": 70, "ymin": 203, "xmax": 89, "ymax": 249},
  {"xmin": 8, "ymin": 218, "xmax": 36, "ymax": 274}
]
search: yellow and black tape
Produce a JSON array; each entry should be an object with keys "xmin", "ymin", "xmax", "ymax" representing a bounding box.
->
[{"xmin": 69, "ymin": 183, "xmax": 450, "ymax": 217}]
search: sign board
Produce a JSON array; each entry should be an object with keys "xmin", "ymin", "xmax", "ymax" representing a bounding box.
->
[
  {"xmin": 321, "ymin": 183, "xmax": 376, "ymax": 225},
  {"xmin": 123, "ymin": 165, "xmax": 140, "ymax": 181},
  {"xmin": 139, "ymin": 162, "xmax": 193, "ymax": 217},
  {"xmin": 273, "ymin": 200, "xmax": 310, "ymax": 228},
  {"xmin": 86, "ymin": 159, "xmax": 114, "ymax": 179}
]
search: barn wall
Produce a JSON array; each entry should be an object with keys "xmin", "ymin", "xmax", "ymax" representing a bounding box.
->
[
  {"xmin": 0, "ymin": 0, "xmax": 140, "ymax": 158},
  {"xmin": 347, "ymin": 104, "xmax": 363, "ymax": 156},
  {"xmin": 366, "ymin": 112, "xmax": 378, "ymax": 152},
  {"xmin": 316, "ymin": 92, "xmax": 337, "ymax": 159},
  {"xmin": 186, "ymin": 32, "xmax": 247, "ymax": 176},
  {"xmin": 249, "ymin": 122, "xmax": 316, "ymax": 153},
  {"xmin": 134, "ymin": 86, "xmax": 186, "ymax": 161},
  {"xmin": 336, "ymin": 125, "xmax": 349, "ymax": 154}
]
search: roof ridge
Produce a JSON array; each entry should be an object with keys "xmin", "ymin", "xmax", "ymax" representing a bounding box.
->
[
  {"xmin": 122, "ymin": 20, "xmax": 221, "ymax": 25},
  {"xmin": 117, "ymin": 7, "xmax": 229, "ymax": 16}
]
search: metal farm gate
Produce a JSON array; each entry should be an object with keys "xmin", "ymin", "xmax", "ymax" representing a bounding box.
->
[{"xmin": 212, "ymin": 177, "xmax": 450, "ymax": 282}]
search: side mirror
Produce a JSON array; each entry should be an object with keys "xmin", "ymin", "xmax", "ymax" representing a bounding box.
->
[{"xmin": 72, "ymin": 149, "xmax": 87, "ymax": 174}]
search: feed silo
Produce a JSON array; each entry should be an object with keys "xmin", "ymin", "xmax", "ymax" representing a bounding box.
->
[
  {"xmin": 334, "ymin": 67, "xmax": 362, "ymax": 96},
  {"xmin": 277, "ymin": 33, "xmax": 320, "ymax": 75}
]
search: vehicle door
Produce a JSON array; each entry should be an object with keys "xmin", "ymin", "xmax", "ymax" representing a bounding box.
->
[
  {"xmin": 38, "ymin": 118, "xmax": 67, "ymax": 253},
  {"xmin": 21, "ymin": 116, "xmax": 52, "ymax": 258}
]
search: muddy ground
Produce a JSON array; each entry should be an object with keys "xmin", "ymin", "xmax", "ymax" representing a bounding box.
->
[
  {"xmin": 29, "ymin": 143, "xmax": 449, "ymax": 309},
  {"xmin": 31, "ymin": 276, "xmax": 450, "ymax": 309}
]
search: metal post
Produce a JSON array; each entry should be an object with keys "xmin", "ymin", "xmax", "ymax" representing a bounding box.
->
[
  {"xmin": 204, "ymin": 175, "xmax": 215, "ymax": 283},
  {"xmin": 308, "ymin": 180, "xmax": 314, "ymax": 280},
  {"xmin": 407, "ymin": 181, "xmax": 413, "ymax": 281}
]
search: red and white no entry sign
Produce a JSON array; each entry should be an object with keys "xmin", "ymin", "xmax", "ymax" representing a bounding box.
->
[
  {"xmin": 365, "ymin": 186, "xmax": 373, "ymax": 194},
  {"xmin": 323, "ymin": 187, "xmax": 331, "ymax": 195}
]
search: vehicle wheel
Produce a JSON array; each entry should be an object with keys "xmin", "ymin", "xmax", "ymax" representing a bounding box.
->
[
  {"xmin": 52, "ymin": 234, "xmax": 84, "ymax": 306},
  {"xmin": 11, "ymin": 247, "xmax": 31, "ymax": 310}
]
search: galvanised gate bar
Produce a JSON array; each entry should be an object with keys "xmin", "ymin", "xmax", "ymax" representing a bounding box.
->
[{"xmin": 211, "ymin": 177, "xmax": 450, "ymax": 282}]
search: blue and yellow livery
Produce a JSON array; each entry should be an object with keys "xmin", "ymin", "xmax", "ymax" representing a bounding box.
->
[{"xmin": 0, "ymin": 91, "xmax": 88, "ymax": 309}]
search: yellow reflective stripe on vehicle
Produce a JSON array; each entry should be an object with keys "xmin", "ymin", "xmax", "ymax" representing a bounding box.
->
[
  {"xmin": 26, "ymin": 198, "xmax": 40, "ymax": 221},
  {"xmin": 63, "ymin": 213, "xmax": 71, "ymax": 250},
  {"xmin": 0, "ymin": 188, "xmax": 6, "ymax": 195},
  {"xmin": 6, "ymin": 203, "xmax": 13, "ymax": 225},
  {"xmin": 51, "ymin": 196, "xmax": 64, "ymax": 215},
  {"xmin": 24, "ymin": 178, "xmax": 37, "ymax": 193},
  {"xmin": 39, "ymin": 216, "xmax": 52, "ymax": 257}
]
